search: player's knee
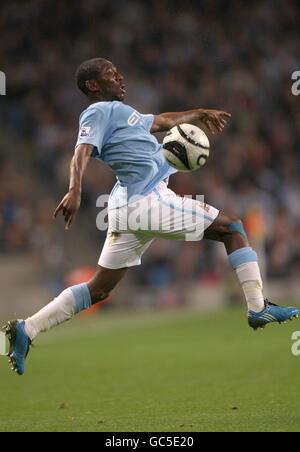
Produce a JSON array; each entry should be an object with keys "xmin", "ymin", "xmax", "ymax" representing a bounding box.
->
[{"xmin": 228, "ymin": 216, "xmax": 247, "ymax": 238}]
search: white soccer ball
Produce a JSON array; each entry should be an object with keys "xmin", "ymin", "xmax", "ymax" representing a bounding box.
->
[{"xmin": 163, "ymin": 124, "xmax": 210, "ymax": 172}]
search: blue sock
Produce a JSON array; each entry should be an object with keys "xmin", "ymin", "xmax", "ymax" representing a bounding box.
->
[
  {"xmin": 228, "ymin": 246, "xmax": 258, "ymax": 270},
  {"xmin": 70, "ymin": 283, "xmax": 92, "ymax": 314}
]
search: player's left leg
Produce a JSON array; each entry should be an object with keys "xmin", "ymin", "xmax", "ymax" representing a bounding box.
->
[
  {"xmin": 3, "ymin": 265, "xmax": 127, "ymax": 375},
  {"xmin": 204, "ymin": 213, "xmax": 299, "ymax": 329},
  {"xmin": 24, "ymin": 265, "xmax": 128, "ymax": 338},
  {"xmin": 4, "ymin": 210, "xmax": 156, "ymax": 375}
]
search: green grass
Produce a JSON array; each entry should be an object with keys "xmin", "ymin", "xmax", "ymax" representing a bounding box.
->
[{"xmin": 1, "ymin": 308, "xmax": 300, "ymax": 432}]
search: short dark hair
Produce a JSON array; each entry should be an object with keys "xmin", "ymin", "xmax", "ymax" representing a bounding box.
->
[{"xmin": 76, "ymin": 58, "xmax": 109, "ymax": 96}]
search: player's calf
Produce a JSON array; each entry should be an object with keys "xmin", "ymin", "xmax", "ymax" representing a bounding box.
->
[{"xmin": 87, "ymin": 266, "xmax": 127, "ymax": 305}]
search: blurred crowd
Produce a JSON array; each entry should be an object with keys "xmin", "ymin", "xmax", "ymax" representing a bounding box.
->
[{"xmin": 0, "ymin": 0, "xmax": 300, "ymax": 293}]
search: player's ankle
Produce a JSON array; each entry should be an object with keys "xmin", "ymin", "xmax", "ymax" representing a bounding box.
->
[
  {"xmin": 24, "ymin": 319, "xmax": 37, "ymax": 341},
  {"xmin": 247, "ymin": 300, "xmax": 265, "ymax": 313},
  {"xmin": 243, "ymin": 281, "xmax": 265, "ymax": 313}
]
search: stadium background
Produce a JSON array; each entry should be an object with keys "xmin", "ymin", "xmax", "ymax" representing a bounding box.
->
[
  {"xmin": 0, "ymin": 0, "xmax": 300, "ymax": 317},
  {"xmin": 1, "ymin": 0, "xmax": 300, "ymax": 434}
]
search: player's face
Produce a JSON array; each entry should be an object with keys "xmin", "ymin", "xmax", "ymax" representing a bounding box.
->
[{"xmin": 97, "ymin": 63, "xmax": 126, "ymax": 101}]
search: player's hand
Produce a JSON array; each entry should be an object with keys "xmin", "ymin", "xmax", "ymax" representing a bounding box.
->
[
  {"xmin": 200, "ymin": 110, "xmax": 231, "ymax": 134},
  {"xmin": 53, "ymin": 190, "xmax": 81, "ymax": 230}
]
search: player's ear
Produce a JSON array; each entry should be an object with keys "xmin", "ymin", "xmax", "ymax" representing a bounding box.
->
[{"xmin": 85, "ymin": 79, "xmax": 100, "ymax": 93}]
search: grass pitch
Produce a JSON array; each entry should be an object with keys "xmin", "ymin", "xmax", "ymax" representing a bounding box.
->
[{"xmin": 0, "ymin": 307, "xmax": 300, "ymax": 432}]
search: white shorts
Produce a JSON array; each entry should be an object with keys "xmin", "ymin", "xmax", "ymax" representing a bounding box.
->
[{"xmin": 99, "ymin": 181, "xmax": 219, "ymax": 269}]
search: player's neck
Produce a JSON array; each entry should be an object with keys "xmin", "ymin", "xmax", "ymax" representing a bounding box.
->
[{"xmin": 88, "ymin": 93, "xmax": 114, "ymax": 103}]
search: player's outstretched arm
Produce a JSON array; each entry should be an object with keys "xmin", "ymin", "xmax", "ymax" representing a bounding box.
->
[
  {"xmin": 151, "ymin": 109, "xmax": 231, "ymax": 134},
  {"xmin": 53, "ymin": 144, "xmax": 93, "ymax": 230}
]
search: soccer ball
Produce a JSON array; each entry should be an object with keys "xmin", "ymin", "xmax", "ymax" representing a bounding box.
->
[{"xmin": 162, "ymin": 124, "xmax": 210, "ymax": 172}]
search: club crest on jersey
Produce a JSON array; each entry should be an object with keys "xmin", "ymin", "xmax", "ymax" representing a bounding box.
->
[
  {"xmin": 79, "ymin": 126, "xmax": 92, "ymax": 137},
  {"xmin": 128, "ymin": 111, "xmax": 143, "ymax": 126}
]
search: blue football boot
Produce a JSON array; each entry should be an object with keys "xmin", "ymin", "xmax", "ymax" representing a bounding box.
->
[
  {"xmin": 3, "ymin": 320, "xmax": 31, "ymax": 375},
  {"xmin": 248, "ymin": 300, "xmax": 299, "ymax": 330}
]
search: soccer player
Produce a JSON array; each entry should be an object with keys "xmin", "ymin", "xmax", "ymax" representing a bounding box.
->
[{"xmin": 4, "ymin": 58, "xmax": 298, "ymax": 375}]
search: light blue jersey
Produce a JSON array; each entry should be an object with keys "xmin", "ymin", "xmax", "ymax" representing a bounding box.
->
[{"xmin": 76, "ymin": 101, "xmax": 177, "ymax": 208}]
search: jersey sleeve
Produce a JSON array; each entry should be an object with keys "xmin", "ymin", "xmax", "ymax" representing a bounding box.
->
[
  {"xmin": 76, "ymin": 107, "xmax": 109, "ymax": 155},
  {"xmin": 142, "ymin": 114, "xmax": 154, "ymax": 132}
]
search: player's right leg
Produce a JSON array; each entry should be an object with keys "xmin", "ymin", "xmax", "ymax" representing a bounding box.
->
[
  {"xmin": 126, "ymin": 180, "xmax": 299, "ymax": 330},
  {"xmin": 204, "ymin": 213, "xmax": 299, "ymax": 329},
  {"xmin": 3, "ymin": 265, "xmax": 127, "ymax": 375}
]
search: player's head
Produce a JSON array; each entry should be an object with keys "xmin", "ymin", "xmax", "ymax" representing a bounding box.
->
[{"xmin": 76, "ymin": 58, "xmax": 125, "ymax": 101}]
